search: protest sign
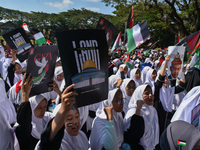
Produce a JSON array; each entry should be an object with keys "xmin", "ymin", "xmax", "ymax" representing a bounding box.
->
[{"xmin": 56, "ymin": 29, "xmax": 108, "ymax": 107}]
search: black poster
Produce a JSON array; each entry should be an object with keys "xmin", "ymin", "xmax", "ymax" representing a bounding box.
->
[
  {"xmin": 96, "ymin": 17, "xmax": 118, "ymax": 48},
  {"xmin": 3, "ymin": 27, "xmax": 33, "ymax": 62},
  {"xmin": 56, "ymin": 29, "xmax": 108, "ymax": 107},
  {"xmin": 26, "ymin": 45, "xmax": 58, "ymax": 97}
]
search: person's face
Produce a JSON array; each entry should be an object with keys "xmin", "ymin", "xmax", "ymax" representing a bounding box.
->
[
  {"xmin": 34, "ymin": 99, "xmax": 47, "ymax": 118},
  {"xmin": 124, "ymin": 66, "xmax": 128, "ymax": 75},
  {"xmin": 142, "ymin": 86, "xmax": 154, "ymax": 105},
  {"xmin": 170, "ymin": 64, "xmax": 182, "ymax": 78},
  {"xmin": 193, "ymin": 140, "xmax": 200, "ymax": 150},
  {"xmin": 112, "ymin": 90, "xmax": 123, "ymax": 112},
  {"xmin": 56, "ymin": 72, "xmax": 64, "ymax": 82},
  {"xmin": 55, "ymin": 61, "xmax": 62, "ymax": 67},
  {"xmin": 125, "ymin": 81, "xmax": 135, "ymax": 96},
  {"xmin": 15, "ymin": 63, "xmax": 22, "ymax": 75},
  {"xmin": 163, "ymin": 76, "xmax": 169, "ymax": 87},
  {"xmin": 135, "ymin": 69, "xmax": 141, "ymax": 80},
  {"xmin": 151, "ymin": 70, "xmax": 157, "ymax": 81},
  {"xmin": 65, "ymin": 109, "xmax": 80, "ymax": 136}
]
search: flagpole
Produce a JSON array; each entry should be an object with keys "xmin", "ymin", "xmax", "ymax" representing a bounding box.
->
[
  {"xmin": 108, "ymin": 53, "xmax": 128, "ymax": 68},
  {"xmin": 124, "ymin": 22, "xmax": 127, "ymax": 44}
]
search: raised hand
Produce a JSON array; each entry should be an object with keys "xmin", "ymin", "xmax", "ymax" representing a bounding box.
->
[{"xmin": 21, "ymin": 73, "xmax": 33, "ymax": 102}]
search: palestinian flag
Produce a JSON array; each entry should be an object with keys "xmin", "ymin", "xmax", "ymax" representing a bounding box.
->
[
  {"xmin": 177, "ymin": 140, "xmax": 186, "ymax": 147},
  {"xmin": 31, "ymin": 29, "xmax": 47, "ymax": 46},
  {"xmin": 147, "ymin": 42, "xmax": 152, "ymax": 46},
  {"xmin": 111, "ymin": 32, "xmax": 122, "ymax": 53},
  {"xmin": 22, "ymin": 23, "xmax": 30, "ymax": 33},
  {"xmin": 47, "ymin": 39, "xmax": 53, "ymax": 45},
  {"xmin": 127, "ymin": 6, "xmax": 133, "ymax": 29},
  {"xmin": 126, "ymin": 20, "xmax": 150, "ymax": 53},
  {"xmin": 176, "ymin": 31, "xmax": 200, "ymax": 53},
  {"xmin": 124, "ymin": 55, "xmax": 133, "ymax": 69},
  {"xmin": 193, "ymin": 39, "xmax": 200, "ymax": 68}
]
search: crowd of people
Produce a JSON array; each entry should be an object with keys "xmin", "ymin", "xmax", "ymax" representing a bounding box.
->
[{"xmin": 0, "ymin": 40, "xmax": 200, "ymax": 150}]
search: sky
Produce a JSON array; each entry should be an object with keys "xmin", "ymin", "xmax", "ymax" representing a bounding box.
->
[{"xmin": 0, "ymin": 0, "xmax": 115, "ymax": 15}]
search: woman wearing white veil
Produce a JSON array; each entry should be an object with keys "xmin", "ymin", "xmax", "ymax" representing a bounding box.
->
[{"xmin": 130, "ymin": 68, "xmax": 142, "ymax": 87}]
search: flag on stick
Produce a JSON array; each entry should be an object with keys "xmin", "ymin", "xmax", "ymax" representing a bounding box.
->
[
  {"xmin": 124, "ymin": 55, "xmax": 133, "ymax": 69},
  {"xmin": 111, "ymin": 32, "xmax": 122, "ymax": 53},
  {"xmin": 126, "ymin": 20, "xmax": 150, "ymax": 53},
  {"xmin": 127, "ymin": 6, "xmax": 133, "ymax": 29},
  {"xmin": 31, "ymin": 29, "xmax": 47, "ymax": 46}
]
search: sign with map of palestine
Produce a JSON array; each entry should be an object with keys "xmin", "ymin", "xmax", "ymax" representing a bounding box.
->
[{"xmin": 56, "ymin": 29, "xmax": 108, "ymax": 107}]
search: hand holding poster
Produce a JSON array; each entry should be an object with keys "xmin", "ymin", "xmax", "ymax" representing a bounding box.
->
[
  {"xmin": 3, "ymin": 27, "xmax": 33, "ymax": 62},
  {"xmin": 167, "ymin": 46, "xmax": 185, "ymax": 79},
  {"xmin": 56, "ymin": 29, "xmax": 108, "ymax": 107},
  {"xmin": 26, "ymin": 45, "xmax": 58, "ymax": 97}
]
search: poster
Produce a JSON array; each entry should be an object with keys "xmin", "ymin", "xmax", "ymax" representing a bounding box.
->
[
  {"xmin": 167, "ymin": 46, "xmax": 185, "ymax": 79},
  {"xmin": 191, "ymin": 103, "xmax": 200, "ymax": 130},
  {"xmin": 3, "ymin": 27, "xmax": 33, "ymax": 62},
  {"xmin": 96, "ymin": 17, "xmax": 118, "ymax": 48},
  {"xmin": 56, "ymin": 29, "xmax": 108, "ymax": 107},
  {"xmin": 26, "ymin": 45, "xmax": 58, "ymax": 97}
]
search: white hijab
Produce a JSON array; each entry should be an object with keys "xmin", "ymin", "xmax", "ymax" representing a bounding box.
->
[
  {"xmin": 171, "ymin": 86, "xmax": 200, "ymax": 123},
  {"xmin": 52, "ymin": 104, "xmax": 90, "ymax": 150},
  {"xmin": 130, "ymin": 68, "xmax": 142, "ymax": 87},
  {"xmin": 0, "ymin": 78, "xmax": 16, "ymax": 124},
  {"xmin": 13, "ymin": 60, "xmax": 25, "ymax": 85},
  {"xmin": 54, "ymin": 66, "xmax": 63, "ymax": 88},
  {"xmin": 141, "ymin": 66, "xmax": 151, "ymax": 83},
  {"xmin": 90, "ymin": 88, "xmax": 124, "ymax": 150},
  {"xmin": 116, "ymin": 64, "xmax": 128, "ymax": 78},
  {"xmin": 29, "ymin": 95, "xmax": 53, "ymax": 139},
  {"xmin": 108, "ymin": 74, "xmax": 120, "ymax": 89},
  {"xmin": 124, "ymin": 84, "xmax": 159, "ymax": 150},
  {"xmin": 120, "ymin": 78, "xmax": 134, "ymax": 113},
  {"xmin": 145, "ymin": 68, "xmax": 156, "ymax": 94}
]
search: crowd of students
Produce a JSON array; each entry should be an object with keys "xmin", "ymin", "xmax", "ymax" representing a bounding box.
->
[{"xmin": 0, "ymin": 43, "xmax": 200, "ymax": 150}]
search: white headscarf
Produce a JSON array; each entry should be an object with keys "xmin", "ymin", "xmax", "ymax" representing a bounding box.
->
[
  {"xmin": 145, "ymin": 68, "xmax": 156, "ymax": 94},
  {"xmin": 171, "ymin": 86, "xmax": 200, "ymax": 123},
  {"xmin": 108, "ymin": 74, "xmax": 120, "ymax": 89},
  {"xmin": 90, "ymin": 88, "xmax": 124, "ymax": 150},
  {"xmin": 120, "ymin": 78, "xmax": 134, "ymax": 113},
  {"xmin": 0, "ymin": 78, "xmax": 16, "ymax": 124},
  {"xmin": 54, "ymin": 66, "xmax": 63, "ymax": 88},
  {"xmin": 0, "ymin": 46, "xmax": 5, "ymax": 60},
  {"xmin": 116, "ymin": 64, "xmax": 128, "ymax": 78},
  {"xmin": 130, "ymin": 68, "xmax": 142, "ymax": 87},
  {"xmin": 124, "ymin": 84, "xmax": 159, "ymax": 150},
  {"xmin": 13, "ymin": 60, "xmax": 25, "ymax": 85},
  {"xmin": 141, "ymin": 66, "xmax": 151, "ymax": 83},
  {"xmin": 29, "ymin": 95, "xmax": 53, "ymax": 139}
]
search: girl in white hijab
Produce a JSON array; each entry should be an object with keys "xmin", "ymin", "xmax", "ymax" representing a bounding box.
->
[
  {"xmin": 35, "ymin": 84, "xmax": 90, "ymax": 150},
  {"xmin": 120, "ymin": 78, "xmax": 135, "ymax": 113},
  {"xmin": 124, "ymin": 84, "xmax": 159, "ymax": 150},
  {"xmin": 130, "ymin": 68, "xmax": 142, "ymax": 87},
  {"xmin": 144, "ymin": 68, "xmax": 157, "ymax": 94},
  {"xmin": 29, "ymin": 94, "xmax": 53, "ymax": 148},
  {"xmin": 171, "ymin": 85, "xmax": 200, "ymax": 124},
  {"xmin": 0, "ymin": 77, "xmax": 16, "ymax": 125},
  {"xmin": 90, "ymin": 88, "xmax": 124, "ymax": 150},
  {"xmin": 141, "ymin": 66, "xmax": 151, "ymax": 83},
  {"xmin": 116, "ymin": 64, "xmax": 129, "ymax": 79},
  {"xmin": 108, "ymin": 74, "xmax": 121, "ymax": 89}
]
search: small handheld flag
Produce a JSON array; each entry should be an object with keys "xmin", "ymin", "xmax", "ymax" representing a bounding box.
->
[{"xmin": 177, "ymin": 140, "xmax": 186, "ymax": 147}]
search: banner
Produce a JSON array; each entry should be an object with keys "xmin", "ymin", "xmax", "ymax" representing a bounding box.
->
[
  {"xmin": 26, "ymin": 45, "xmax": 58, "ymax": 97},
  {"xmin": 96, "ymin": 16, "xmax": 118, "ymax": 48},
  {"xmin": 3, "ymin": 27, "xmax": 33, "ymax": 62},
  {"xmin": 56, "ymin": 29, "xmax": 108, "ymax": 107},
  {"xmin": 167, "ymin": 46, "xmax": 185, "ymax": 79}
]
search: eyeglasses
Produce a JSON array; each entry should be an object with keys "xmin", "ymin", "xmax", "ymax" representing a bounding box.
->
[
  {"xmin": 113, "ymin": 99, "xmax": 124, "ymax": 104},
  {"xmin": 127, "ymin": 86, "xmax": 135, "ymax": 91}
]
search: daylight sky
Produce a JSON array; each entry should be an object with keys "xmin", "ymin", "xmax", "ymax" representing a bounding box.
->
[{"xmin": 0, "ymin": 0, "xmax": 115, "ymax": 15}]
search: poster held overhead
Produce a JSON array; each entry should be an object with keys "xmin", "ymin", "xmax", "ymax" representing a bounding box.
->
[
  {"xmin": 167, "ymin": 46, "xmax": 185, "ymax": 79},
  {"xmin": 56, "ymin": 29, "xmax": 108, "ymax": 107},
  {"xmin": 26, "ymin": 45, "xmax": 58, "ymax": 97},
  {"xmin": 3, "ymin": 27, "xmax": 33, "ymax": 62}
]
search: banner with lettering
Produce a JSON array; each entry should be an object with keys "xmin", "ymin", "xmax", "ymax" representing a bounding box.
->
[
  {"xmin": 26, "ymin": 45, "xmax": 58, "ymax": 97},
  {"xmin": 3, "ymin": 27, "xmax": 33, "ymax": 62},
  {"xmin": 96, "ymin": 17, "xmax": 118, "ymax": 48},
  {"xmin": 56, "ymin": 29, "xmax": 108, "ymax": 107}
]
